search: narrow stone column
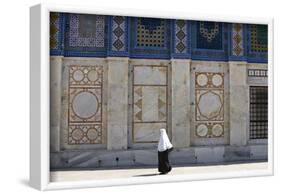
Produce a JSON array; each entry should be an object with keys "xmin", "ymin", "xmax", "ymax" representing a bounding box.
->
[
  {"xmin": 50, "ymin": 56, "xmax": 63, "ymax": 152},
  {"xmin": 171, "ymin": 59, "xmax": 191, "ymax": 148},
  {"xmin": 107, "ymin": 57, "xmax": 129, "ymax": 150},
  {"xmin": 229, "ymin": 62, "xmax": 248, "ymax": 146}
]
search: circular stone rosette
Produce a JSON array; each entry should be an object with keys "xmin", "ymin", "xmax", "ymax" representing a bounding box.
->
[
  {"xmin": 211, "ymin": 123, "xmax": 224, "ymax": 137},
  {"xmin": 196, "ymin": 124, "xmax": 209, "ymax": 137}
]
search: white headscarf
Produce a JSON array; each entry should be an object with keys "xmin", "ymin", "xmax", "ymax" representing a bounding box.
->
[{"xmin": 158, "ymin": 128, "xmax": 173, "ymax": 152}]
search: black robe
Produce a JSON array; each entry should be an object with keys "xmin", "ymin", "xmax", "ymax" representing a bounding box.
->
[{"xmin": 158, "ymin": 147, "xmax": 173, "ymax": 174}]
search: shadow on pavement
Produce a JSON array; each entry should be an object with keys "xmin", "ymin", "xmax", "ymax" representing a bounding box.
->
[{"xmin": 133, "ymin": 173, "xmax": 159, "ymax": 177}]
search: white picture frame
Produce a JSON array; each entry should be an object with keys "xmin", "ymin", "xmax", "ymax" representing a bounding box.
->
[{"xmin": 30, "ymin": 3, "xmax": 274, "ymax": 191}]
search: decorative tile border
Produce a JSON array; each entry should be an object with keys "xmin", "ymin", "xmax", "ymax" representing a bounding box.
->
[
  {"xmin": 248, "ymin": 69, "xmax": 268, "ymax": 77},
  {"xmin": 232, "ymin": 23, "xmax": 244, "ymax": 56}
]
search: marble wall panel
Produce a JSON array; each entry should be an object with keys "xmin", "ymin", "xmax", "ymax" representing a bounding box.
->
[
  {"xmin": 67, "ymin": 65, "xmax": 103, "ymax": 145},
  {"xmin": 133, "ymin": 66, "xmax": 167, "ymax": 85},
  {"xmin": 229, "ymin": 62, "xmax": 248, "ymax": 146},
  {"xmin": 190, "ymin": 61, "xmax": 229, "ymax": 146},
  {"xmin": 195, "ymin": 72, "xmax": 224, "ymax": 138},
  {"xmin": 60, "ymin": 58, "xmax": 107, "ymax": 150},
  {"xmin": 107, "ymin": 57, "xmax": 129, "ymax": 150},
  {"xmin": 171, "ymin": 59, "xmax": 191, "ymax": 148},
  {"xmin": 132, "ymin": 65, "xmax": 168, "ymax": 143},
  {"xmin": 134, "ymin": 123, "xmax": 166, "ymax": 143}
]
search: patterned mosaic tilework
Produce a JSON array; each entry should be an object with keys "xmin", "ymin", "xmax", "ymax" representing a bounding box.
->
[
  {"xmin": 232, "ymin": 24, "xmax": 244, "ymax": 56},
  {"xmin": 196, "ymin": 21, "xmax": 223, "ymax": 50},
  {"xmin": 130, "ymin": 18, "xmax": 170, "ymax": 59},
  {"xmin": 175, "ymin": 20, "xmax": 188, "ymax": 53},
  {"xmin": 112, "ymin": 16, "xmax": 126, "ymax": 51},
  {"xmin": 50, "ymin": 12, "xmax": 60, "ymax": 49},
  {"xmin": 69, "ymin": 14, "xmax": 105, "ymax": 47},
  {"xmin": 250, "ymin": 24, "xmax": 268, "ymax": 52},
  {"xmin": 191, "ymin": 21, "xmax": 228, "ymax": 61},
  {"xmin": 68, "ymin": 65, "xmax": 103, "ymax": 145},
  {"xmin": 136, "ymin": 18, "xmax": 166, "ymax": 48},
  {"xmin": 111, "ymin": 16, "xmax": 127, "ymax": 51}
]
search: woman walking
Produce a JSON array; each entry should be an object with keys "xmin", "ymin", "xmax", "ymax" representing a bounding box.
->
[{"xmin": 158, "ymin": 128, "xmax": 173, "ymax": 174}]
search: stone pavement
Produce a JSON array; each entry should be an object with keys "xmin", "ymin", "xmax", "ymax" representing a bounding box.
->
[{"xmin": 50, "ymin": 162, "xmax": 267, "ymax": 182}]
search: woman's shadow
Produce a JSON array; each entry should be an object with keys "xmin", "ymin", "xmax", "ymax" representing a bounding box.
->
[{"xmin": 133, "ymin": 173, "xmax": 159, "ymax": 177}]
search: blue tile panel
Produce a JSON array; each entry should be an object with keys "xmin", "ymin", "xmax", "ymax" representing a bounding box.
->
[
  {"xmin": 196, "ymin": 21, "xmax": 223, "ymax": 50},
  {"xmin": 50, "ymin": 13, "xmax": 268, "ymax": 63},
  {"xmin": 228, "ymin": 23, "xmax": 247, "ymax": 61},
  {"xmin": 50, "ymin": 12, "xmax": 65, "ymax": 56},
  {"xmin": 171, "ymin": 20, "xmax": 191, "ymax": 59},
  {"xmin": 129, "ymin": 17, "xmax": 171, "ymax": 59},
  {"xmin": 247, "ymin": 24, "xmax": 268, "ymax": 63},
  {"xmin": 191, "ymin": 21, "xmax": 228, "ymax": 61},
  {"xmin": 64, "ymin": 13, "xmax": 108, "ymax": 57},
  {"xmin": 108, "ymin": 16, "xmax": 129, "ymax": 57}
]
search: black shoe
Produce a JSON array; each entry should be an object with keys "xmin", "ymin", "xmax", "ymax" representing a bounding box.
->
[{"xmin": 168, "ymin": 166, "xmax": 172, "ymax": 172}]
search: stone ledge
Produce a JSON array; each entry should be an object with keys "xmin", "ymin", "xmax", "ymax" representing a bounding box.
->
[{"xmin": 51, "ymin": 145, "xmax": 268, "ymax": 170}]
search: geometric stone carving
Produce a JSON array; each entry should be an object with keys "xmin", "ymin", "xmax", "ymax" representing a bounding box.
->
[
  {"xmin": 73, "ymin": 91, "xmax": 98, "ymax": 118},
  {"xmin": 68, "ymin": 124, "xmax": 102, "ymax": 144},
  {"xmin": 69, "ymin": 65, "xmax": 103, "ymax": 86},
  {"xmin": 196, "ymin": 124, "xmax": 209, "ymax": 137},
  {"xmin": 68, "ymin": 65, "xmax": 103, "ymax": 144},
  {"xmin": 195, "ymin": 72, "xmax": 224, "ymax": 138},
  {"xmin": 196, "ymin": 123, "xmax": 224, "ymax": 138},
  {"xmin": 196, "ymin": 73, "xmax": 208, "ymax": 87},
  {"xmin": 211, "ymin": 123, "xmax": 224, "ymax": 137},
  {"xmin": 195, "ymin": 72, "xmax": 224, "ymax": 88},
  {"xmin": 196, "ymin": 90, "xmax": 223, "ymax": 121},
  {"xmin": 133, "ymin": 65, "xmax": 168, "ymax": 143},
  {"xmin": 212, "ymin": 74, "xmax": 223, "ymax": 87},
  {"xmin": 133, "ymin": 86, "xmax": 166, "ymax": 122},
  {"xmin": 69, "ymin": 88, "xmax": 101, "ymax": 122}
]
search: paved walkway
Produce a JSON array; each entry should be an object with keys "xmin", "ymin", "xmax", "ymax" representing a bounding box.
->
[{"xmin": 50, "ymin": 162, "xmax": 267, "ymax": 182}]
